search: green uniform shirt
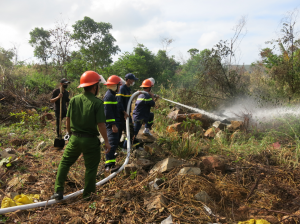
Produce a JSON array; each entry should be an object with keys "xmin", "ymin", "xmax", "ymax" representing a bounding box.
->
[{"xmin": 66, "ymin": 92, "xmax": 105, "ymax": 136}]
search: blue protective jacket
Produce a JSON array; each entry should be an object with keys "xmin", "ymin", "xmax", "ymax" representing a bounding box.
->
[
  {"xmin": 103, "ymin": 89, "xmax": 121, "ymax": 126},
  {"xmin": 132, "ymin": 93, "xmax": 155, "ymax": 122},
  {"xmin": 116, "ymin": 84, "xmax": 132, "ymax": 118}
]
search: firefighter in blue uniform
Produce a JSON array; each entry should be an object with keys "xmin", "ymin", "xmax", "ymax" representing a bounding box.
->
[
  {"xmin": 116, "ymin": 73, "xmax": 139, "ymax": 150},
  {"xmin": 132, "ymin": 78, "xmax": 159, "ymax": 140},
  {"xmin": 103, "ymin": 75, "xmax": 123, "ymax": 171}
]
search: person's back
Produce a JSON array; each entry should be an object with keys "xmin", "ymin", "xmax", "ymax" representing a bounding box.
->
[
  {"xmin": 133, "ymin": 92, "xmax": 155, "ymax": 122},
  {"xmin": 68, "ymin": 92, "xmax": 104, "ymax": 136},
  {"xmin": 51, "ymin": 71, "xmax": 110, "ymax": 201}
]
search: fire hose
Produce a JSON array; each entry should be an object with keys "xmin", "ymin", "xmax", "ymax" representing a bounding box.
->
[{"xmin": 0, "ymin": 91, "xmax": 223, "ymax": 214}]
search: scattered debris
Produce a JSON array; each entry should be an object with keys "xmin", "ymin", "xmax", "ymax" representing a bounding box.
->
[
  {"xmin": 204, "ymin": 128, "xmax": 220, "ymax": 138},
  {"xmin": 178, "ymin": 167, "xmax": 201, "ymax": 176},
  {"xmin": 215, "ymin": 130, "xmax": 226, "ymax": 142},
  {"xmin": 144, "ymin": 194, "xmax": 169, "ymax": 210},
  {"xmin": 161, "ymin": 215, "xmax": 173, "ymax": 224},
  {"xmin": 124, "ymin": 164, "xmax": 137, "ymax": 176},
  {"xmin": 150, "ymin": 158, "xmax": 184, "ymax": 174},
  {"xmin": 194, "ymin": 191, "xmax": 211, "ymax": 203},
  {"xmin": 212, "ymin": 121, "xmax": 227, "ymax": 130},
  {"xmin": 227, "ymin": 120, "xmax": 244, "ymax": 132},
  {"xmin": 199, "ymin": 156, "xmax": 227, "ymax": 173},
  {"xmin": 149, "ymin": 178, "xmax": 164, "ymax": 190}
]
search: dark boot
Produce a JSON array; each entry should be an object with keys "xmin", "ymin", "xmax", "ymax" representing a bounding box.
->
[{"xmin": 51, "ymin": 191, "xmax": 63, "ymax": 200}]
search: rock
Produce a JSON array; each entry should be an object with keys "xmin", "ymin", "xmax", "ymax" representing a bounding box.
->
[
  {"xmin": 161, "ymin": 215, "xmax": 173, "ymax": 224},
  {"xmin": 115, "ymin": 190, "xmax": 126, "ymax": 199},
  {"xmin": 7, "ymin": 192, "xmax": 19, "ymax": 199},
  {"xmin": 167, "ymin": 123, "xmax": 185, "ymax": 133},
  {"xmin": 40, "ymin": 113, "xmax": 54, "ymax": 125},
  {"xmin": 204, "ymin": 128, "xmax": 220, "ymax": 138},
  {"xmin": 194, "ymin": 191, "xmax": 211, "ymax": 203},
  {"xmin": 227, "ymin": 120, "xmax": 244, "ymax": 132},
  {"xmin": 215, "ymin": 130, "xmax": 227, "ymax": 143},
  {"xmin": 36, "ymin": 141, "xmax": 46, "ymax": 151},
  {"xmin": 167, "ymin": 122, "xmax": 202, "ymax": 134},
  {"xmin": 149, "ymin": 178, "xmax": 164, "ymax": 190},
  {"xmin": 144, "ymin": 194, "xmax": 169, "ymax": 210},
  {"xmin": 132, "ymin": 150, "xmax": 150, "ymax": 159},
  {"xmin": 178, "ymin": 167, "xmax": 201, "ymax": 176},
  {"xmin": 150, "ymin": 158, "xmax": 184, "ymax": 174},
  {"xmin": 200, "ymin": 156, "xmax": 227, "ymax": 173},
  {"xmin": 124, "ymin": 164, "xmax": 137, "ymax": 176},
  {"xmin": 7, "ymin": 174, "xmax": 37, "ymax": 190},
  {"xmin": 144, "ymin": 145, "xmax": 153, "ymax": 154},
  {"xmin": 212, "ymin": 121, "xmax": 227, "ymax": 130},
  {"xmin": 167, "ymin": 109, "xmax": 183, "ymax": 120},
  {"xmin": 133, "ymin": 158, "xmax": 154, "ymax": 168},
  {"xmin": 231, "ymin": 130, "xmax": 243, "ymax": 142},
  {"xmin": 172, "ymin": 113, "xmax": 214, "ymax": 129},
  {"xmin": 0, "ymin": 150, "xmax": 17, "ymax": 160},
  {"xmin": 4, "ymin": 148, "xmax": 16, "ymax": 154}
]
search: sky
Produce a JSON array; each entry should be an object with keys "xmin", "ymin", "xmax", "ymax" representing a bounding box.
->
[{"xmin": 0, "ymin": 0, "xmax": 299, "ymax": 65}]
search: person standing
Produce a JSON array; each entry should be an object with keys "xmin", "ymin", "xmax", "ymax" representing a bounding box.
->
[
  {"xmin": 51, "ymin": 71, "xmax": 111, "ymax": 200},
  {"xmin": 116, "ymin": 73, "xmax": 139, "ymax": 150},
  {"xmin": 132, "ymin": 79, "xmax": 158, "ymax": 138},
  {"xmin": 50, "ymin": 78, "xmax": 71, "ymax": 137},
  {"xmin": 103, "ymin": 75, "xmax": 123, "ymax": 171}
]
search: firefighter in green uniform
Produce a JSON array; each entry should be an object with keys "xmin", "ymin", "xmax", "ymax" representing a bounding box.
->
[{"xmin": 51, "ymin": 71, "xmax": 111, "ymax": 200}]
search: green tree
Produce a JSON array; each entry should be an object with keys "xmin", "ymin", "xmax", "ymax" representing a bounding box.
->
[
  {"xmin": 29, "ymin": 27, "xmax": 52, "ymax": 66},
  {"xmin": 187, "ymin": 48, "xmax": 199, "ymax": 58},
  {"xmin": 108, "ymin": 51, "xmax": 147, "ymax": 78},
  {"xmin": 0, "ymin": 47, "xmax": 14, "ymax": 90},
  {"xmin": 72, "ymin": 16, "xmax": 120, "ymax": 71},
  {"xmin": 261, "ymin": 9, "xmax": 300, "ymax": 101},
  {"xmin": 50, "ymin": 20, "xmax": 73, "ymax": 77},
  {"xmin": 155, "ymin": 50, "xmax": 180, "ymax": 85}
]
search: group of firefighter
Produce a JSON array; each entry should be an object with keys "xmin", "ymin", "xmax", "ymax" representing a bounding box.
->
[{"xmin": 50, "ymin": 71, "xmax": 159, "ymax": 200}]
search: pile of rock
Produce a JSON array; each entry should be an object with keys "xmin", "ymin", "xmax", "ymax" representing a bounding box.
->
[{"xmin": 166, "ymin": 109, "xmax": 245, "ymax": 143}]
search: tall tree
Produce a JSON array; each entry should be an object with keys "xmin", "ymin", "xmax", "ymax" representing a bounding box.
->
[
  {"xmin": 261, "ymin": 9, "xmax": 300, "ymax": 101},
  {"xmin": 50, "ymin": 20, "xmax": 73, "ymax": 77},
  {"xmin": 29, "ymin": 27, "xmax": 52, "ymax": 66},
  {"xmin": 0, "ymin": 47, "xmax": 14, "ymax": 90},
  {"xmin": 72, "ymin": 16, "xmax": 120, "ymax": 71}
]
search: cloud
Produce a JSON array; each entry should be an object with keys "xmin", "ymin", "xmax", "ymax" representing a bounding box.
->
[
  {"xmin": 0, "ymin": 0, "xmax": 299, "ymax": 64},
  {"xmin": 198, "ymin": 32, "xmax": 222, "ymax": 49}
]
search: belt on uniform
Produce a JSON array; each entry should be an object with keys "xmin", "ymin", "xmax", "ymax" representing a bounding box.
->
[{"xmin": 72, "ymin": 132, "xmax": 97, "ymax": 138}]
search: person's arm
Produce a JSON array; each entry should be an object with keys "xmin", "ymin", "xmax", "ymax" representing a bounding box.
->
[
  {"xmin": 66, "ymin": 117, "xmax": 71, "ymax": 134},
  {"xmin": 98, "ymin": 122, "xmax": 111, "ymax": 154},
  {"xmin": 50, "ymin": 89, "xmax": 63, "ymax": 103},
  {"xmin": 116, "ymin": 88, "xmax": 129, "ymax": 120},
  {"xmin": 104, "ymin": 97, "xmax": 118, "ymax": 133},
  {"xmin": 146, "ymin": 93, "xmax": 156, "ymax": 107}
]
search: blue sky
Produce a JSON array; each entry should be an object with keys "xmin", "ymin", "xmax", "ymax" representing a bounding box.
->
[{"xmin": 0, "ymin": 0, "xmax": 299, "ymax": 64}]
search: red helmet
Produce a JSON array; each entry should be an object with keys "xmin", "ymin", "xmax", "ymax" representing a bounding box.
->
[
  {"xmin": 104, "ymin": 75, "xmax": 122, "ymax": 85},
  {"xmin": 77, "ymin": 71, "xmax": 100, "ymax": 88},
  {"xmin": 140, "ymin": 79, "xmax": 154, "ymax": 87}
]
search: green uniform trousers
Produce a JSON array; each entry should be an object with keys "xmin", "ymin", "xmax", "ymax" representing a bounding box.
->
[{"xmin": 54, "ymin": 135, "xmax": 101, "ymax": 198}]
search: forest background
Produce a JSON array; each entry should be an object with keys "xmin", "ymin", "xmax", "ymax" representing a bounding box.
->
[{"xmin": 1, "ymin": 10, "xmax": 300, "ymax": 111}]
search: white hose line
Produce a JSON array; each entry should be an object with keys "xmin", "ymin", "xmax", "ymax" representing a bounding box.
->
[
  {"xmin": 160, "ymin": 97, "xmax": 226, "ymax": 121},
  {"xmin": 0, "ymin": 91, "xmax": 221, "ymax": 214},
  {"xmin": 0, "ymin": 91, "xmax": 144, "ymax": 215}
]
